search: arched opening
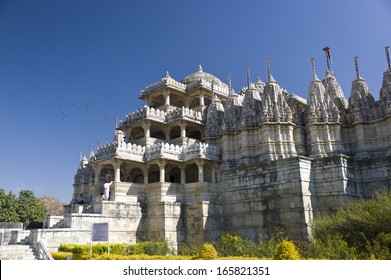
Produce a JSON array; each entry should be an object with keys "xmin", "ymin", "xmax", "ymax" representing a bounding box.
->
[
  {"xmin": 148, "ymin": 164, "xmax": 160, "ymax": 183},
  {"xmin": 129, "ymin": 167, "xmax": 144, "ymax": 184},
  {"xmin": 185, "ymin": 163, "xmax": 198, "ymax": 183},
  {"xmin": 165, "ymin": 164, "xmax": 181, "ymax": 183},
  {"xmin": 186, "ymin": 125, "xmax": 202, "ymax": 141},
  {"xmin": 170, "ymin": 126, "xmax": 181, "ymax": 140},
  {"xmin": 150, "ymin": 125, "xmax": 166, "ymax": 140}
]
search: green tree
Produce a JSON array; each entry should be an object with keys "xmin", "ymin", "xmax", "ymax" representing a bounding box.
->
[
  {"xmin": 16, "ymin": 190, "xmax": 47, "ymax": 224},
  {"xmin": 311, "ymin": 191, "xmax": 391, "ymax": 259},
  {"xmin": 0, "ymin": 189, "xmax": 19, "ymax": 222}
]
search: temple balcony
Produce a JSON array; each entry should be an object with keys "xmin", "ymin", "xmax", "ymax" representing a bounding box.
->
[
  {"xmin": 118, "ymin": 106, "xmax": 206, "ymax": 130},
  {"xmin": 90, "ymin": 141, "xmax": 145, "ymax": 163}
]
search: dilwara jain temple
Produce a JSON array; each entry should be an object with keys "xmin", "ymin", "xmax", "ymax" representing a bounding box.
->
[{"xmin": 25, "ymin": 48, "xmax": 391, "ymax": 250}]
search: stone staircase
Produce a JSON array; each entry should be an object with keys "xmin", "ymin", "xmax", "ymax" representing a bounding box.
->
[{"xmin": 0, "ymin": 245, "xmax": 38, "ymax": 260}]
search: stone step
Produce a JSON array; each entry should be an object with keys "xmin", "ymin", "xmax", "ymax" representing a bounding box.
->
[{"xmin": 0, "ymin": 245, "xmax": 38, "ymax": 260}]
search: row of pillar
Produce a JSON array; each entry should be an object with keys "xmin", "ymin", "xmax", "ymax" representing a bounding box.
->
[
  {"xmin": 93, "ymin": 160, "xmax": 216, "ymax": 185},
  {"xmin": 145, "ymin": 91, "xmax": 206, "ymax": 108}
]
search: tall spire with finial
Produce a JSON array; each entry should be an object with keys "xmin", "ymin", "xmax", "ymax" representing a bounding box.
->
[
  {"xmin": 227, "ymin": 73, "xmax": 232, "ymax": 96},
  {"xmin": 310, "ymin": 57, "xmax": 317, "ymax": 79},
  {"xmin": 266, "ymin": 58, "xmax": 271, "ymax": 82},
  {"xmin": 80, "ymin": 148, "xmax": 83, "ymax": 161},
  {"xmin": 322, "ymin": 46, "xmax": 333, "ymax": 75},
  {"xmin": 211, "ymin": 80, "xmax": 215, "ymax": 103},
  {"xmin": 246, "ymin": 65, "xmax": 251, "ymax": 89},
  {"xmin": 198, "ymin": 64, "xmax": 203, "ymax": 72},
  {"xmin": 89, "ymin": 144, "xmax": 94, "ymax": 158},
  {"xmin": 354, "ymin": 56, "xmax": 360, "ymax": 79},
  {"xmin": 385, "ymin": 46, "xmax": 391, "ymax": 71}
]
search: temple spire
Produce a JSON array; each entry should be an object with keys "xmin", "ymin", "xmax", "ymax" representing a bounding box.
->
[
  {"xmin": 310, "ymin": 57, "xmax": 317, "ymax": 80},
  {"xmin": 198, "ymin": 64, "xmax": 203, "ymax": 72},
  {"xmin": 322, "ymin": 46, "xmax": 333, "ymax": 75},
  {"xmin": 80, "ymin": 148, "xmax": 83, "ymax": 161},
  {"xmin": 246, "ymin": 65, "xmax": 251, "ymax": 88},
  {"xmin": 354, "ymin": 56, "xmax": 361, "ymax": 79},
  {"xmin": 266, "ymin": 58, "xmax": 271, "ymax": 82},
  {"xmin": 385, "ymin": 46, "xmax": 391, "ymax": 71},
  {"xmin": 227, "ymin": 73, "xmax": 232, "ymax": 96},
  {"xmin": 211, "ymin": 80, "xmax": 215, "ymax": 103}
]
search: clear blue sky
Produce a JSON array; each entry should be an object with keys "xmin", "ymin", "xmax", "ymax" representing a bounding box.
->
[{"xmin": 0, "ymin": 0, "xmax": 390, "ymax": 203}]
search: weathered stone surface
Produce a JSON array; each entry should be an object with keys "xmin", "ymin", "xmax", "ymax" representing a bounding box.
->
[{"xmin": 31, "ymin": 65, "xmax": 391, "ymax": 251}]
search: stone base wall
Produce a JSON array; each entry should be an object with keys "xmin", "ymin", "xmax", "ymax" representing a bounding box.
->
[{"xmin": 220, "ymin": 156, "xmax": 314, "ymax": 241}]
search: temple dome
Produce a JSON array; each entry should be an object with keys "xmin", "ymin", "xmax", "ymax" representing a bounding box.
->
[{"xmin": 181, "ymin": 65, "xmax": 228, "ymax": 89}]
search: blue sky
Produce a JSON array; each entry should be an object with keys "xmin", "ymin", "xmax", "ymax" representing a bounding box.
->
[{"xmin": 0, "ymin": 0, "xmax": 390, "ymax": 203}]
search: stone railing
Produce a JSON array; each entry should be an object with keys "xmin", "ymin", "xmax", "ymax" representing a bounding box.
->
[
  {"xmin": 119, "ymin": 105, "xmax": 205, "ymax": 128},
  {"xmin": 144, "ymin": 142, "xmax": 221, "ymax": 162},
  {"xmin": 146, "ymin": 143, "xmax": 183, "ymax": 161},
  {"xmin": 120, "ymin": 106, "xmax": 167, "ymax": 126},
  {"xmin": 186, "ymin": 79, "xmax": 229, "ymax": 95},
  {"xmin": 166, "ymin": 106, "xmax": 205, "ymax": 124},
  {"xmin": 140, "ymin": 76, "xmax": 187, "ymax": 95},
  {"xmin": 36, "ymin": 240, "xmax": 54, "ymax": 260},
  {"xmin": 183, "ymin": 142, "xmax": 221, "ymax": 161},
  {"xmin": 91, "ymin": 141, "xmax": 145, "ymax": 162},
  {"xmin": 91, "ymin": 140, "xmax": 221, "ymax": 163}
]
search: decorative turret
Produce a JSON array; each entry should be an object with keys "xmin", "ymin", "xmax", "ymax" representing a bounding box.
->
[
  {"xmin": 380, "ymin": 46, "xmax": 391, "ymax": 110},
  {"xmin": 222, "ymin": 92, "xmax": 243, "ymax": 134},
  {"xmin": 348, "ymin": 56, "xmax": 375, "ymax": 122},
  {"xmin": 306, "ymin": 58, "xmax": 344, "ymax": 158},
  {"xmin": 205, "ymin": 81, "xmax": 225, "ymax": 139},
  {"xmin": 258, "ymin": 58, "xmax": 296, "ymax": 161},
  {"xmin": 241, "ymin": 66, "xmax": 262, "ymax": 128},
  {"xmin": 322, "ymin": 71, "xmax": 348, "ymax": 111},
  {"xmin": 261, "ymin": 62, "xmax": 292, "ymax": 123},
  {"xmin": 321, "ymin": 47, "xmax": 348, "ymax": 111}
]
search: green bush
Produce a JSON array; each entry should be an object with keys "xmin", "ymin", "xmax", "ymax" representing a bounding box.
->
[
  {"xmin": 312, "ymin": 192, "xmax": 391, "ymax": 252},
  {"xmin": 128, "ymin": 241, "xmax": 171, "ymax": 256},
  {"xmin": 366, "ymin": 232, "xmax": 391, "ymax": 260},
  {"xmin": 50, "ymin": 251, "xmax": 73, "ymax": 260},
  {"xmin": 179, "ymin": 243, "xmax": 202, "ymax": 257},
  {"xmin": 197, "ymin": 243, "xmax": 218, "ymax": 260},
  {"xmin": 273, "ymin": 239, "xmax": 300, "ymax": 260},
  {"xmin": 298, "ymin": 234, "xmax": 357, "ymax": 260}
]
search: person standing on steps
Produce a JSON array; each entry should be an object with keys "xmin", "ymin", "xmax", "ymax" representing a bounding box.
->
[{"xmin": 103, "ymin": 179, "xmax": 112, "ymax": 201}]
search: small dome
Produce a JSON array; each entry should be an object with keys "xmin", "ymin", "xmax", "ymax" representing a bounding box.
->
[{"xmin": 181, "ymin": 65, "xmax": 228, "ymax": 89}]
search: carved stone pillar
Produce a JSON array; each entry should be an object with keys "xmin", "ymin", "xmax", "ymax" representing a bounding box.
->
[
  {"xmin": 199, "ymin": 94, "xmax": 205, "ymax": 106},
  {"xmin": 142, "ymin": 166, "xmax": 149, "ymax": 185},
  {"xmin": 163, "ymin": 92, "xmax": 171, "ymax": 106},
  {"xmin": 196, "ymin": 160, "xmax": 204, "ymax": 182},
  {"xmin": 113, "ymin": 162, "xmax": 121, "ymax": 182},
  {"xmin": 180, "ymin": 165, "xmax": 186, "ymax": 184},
  {"xmin": 158, "ymin": 161, "xmax": 166, "ymax": 183},
  {"xmin": 180, "ymin": 123, "xmax": 187, "ymax": 138},
  {"xmin": 143, "ymin": 122, "xmax": 151, "ymax": 138}
]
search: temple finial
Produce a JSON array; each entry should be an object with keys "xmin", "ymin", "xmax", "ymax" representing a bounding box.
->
[
  {"xmin": 211, "ymin": 80, "xmax": 215, "ymax": 103},
  {"xmin": 385, "ymin": 46, "xmax": 391, "ymax": 71},
  {"xmin": 198, "ymin": 64, "xmax": 203, "ymax": 72},
  {"xmin": 354, "ymin": 56, "xmax": 360, "ymax": 79},
  {"xmin": 322, "ymin": 46, "xmax": 333, "ymax": 75},
  {"xmin": 227, "ymin": 73, "xmax": 232, "ymax": 96},
  {"xmin": 165, "ymin": 71, "xmax": 170, "ymax": 78},
  {"xmin": 266, "ymin": 58, "xmax": 273, "ymax": 82},
  {"xmin": 246, "ymin": 65, "xmax": 251, "ymax": 89},
  {"xmin": 80, "ymin": 148, "xmax": 83, "ymax": 161},
  {"xmin": 310, "ymin": 57, "xmax": 317, "ymax": 79},
  {"xmin": 89, "ymin": 144, "xmax": 94, "ymax": 157}
]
